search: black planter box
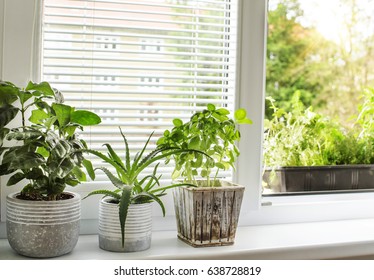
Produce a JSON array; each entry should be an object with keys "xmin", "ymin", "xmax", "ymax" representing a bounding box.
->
[{"xmin": 263, "ymin": 165, "xmax": 374, "ymax": 193}]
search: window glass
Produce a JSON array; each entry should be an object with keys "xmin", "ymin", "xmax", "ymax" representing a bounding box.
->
[{"xmin": 263, "ymin": 0, "xmax": 374, "ymax": 194}]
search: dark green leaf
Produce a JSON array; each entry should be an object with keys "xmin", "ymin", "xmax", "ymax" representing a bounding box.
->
[
  {"xmin": 0, "ymin": 83, "xmax": 19, "ymax": 105},
  {"xmin": 0, "ymin": 104, "xmax": 18, "ymax": 129},
  {"xmin": 7, "ymin": 172, "xmax": 25, "ymax": 186},
  {"xmin": 9, "ymin": 152, "xmax": 45, "ymax": 170}
]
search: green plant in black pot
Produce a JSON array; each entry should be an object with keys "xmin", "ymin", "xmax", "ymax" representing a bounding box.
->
[
  {"xmin": 84, "ymin": 128, "xmax": 202, "ymax": 252},
  {"xmin": 0, "ymin": 80, "xmax": 101, "ymax": 258}
]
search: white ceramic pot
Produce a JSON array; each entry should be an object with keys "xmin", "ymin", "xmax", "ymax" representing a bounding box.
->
[
  {"xmin": 98, "ymin": 197, "xmax": 152, "ymax": 252},
  {"xmin": 6, "ymin": 192, "xmax": 81, "ymax": 258}
]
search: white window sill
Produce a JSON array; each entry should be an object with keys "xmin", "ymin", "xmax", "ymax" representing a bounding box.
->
[{"xmin": 1, "ymin": 218, "xmax": 374, "ymax": 260}]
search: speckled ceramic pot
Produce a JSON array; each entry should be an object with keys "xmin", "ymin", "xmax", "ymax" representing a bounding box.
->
[
  {"xmin": 6, "ymin": 192, "xmax": 80, "ymax": 258},
  {"xmin": 99, "ymin": 198, "xmax": 152, "ymax": 252}
]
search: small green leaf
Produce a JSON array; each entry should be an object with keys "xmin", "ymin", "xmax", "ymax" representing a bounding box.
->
[
  {"xmin": 82, "ymin": 159, "xmax": 95, "ymax": 180},
  {"xmin": 207, "ymin": 104, "xmax": 216, "ymax": 111},
  {"xmin": 37, "ymin": 146, "xmax": 49, "ymax": 157},
  {"xmin": 237, "ymin": 118, "xmax": 253, "ymax": 124},
  {"xmin": 188, "ymin": 136, "xmax": 200, "ymax": 150},
  {"xmin": 215, "ymin": 162, "xmax": 226, "ymax": 169},
  {"xmin": 234, "ymin": 108, "xmax": 247, "ymax": 121},
  {"xmin": 52, "ymin": 103, "xmax": 72, "ymax": 127},
  {"xmin": 25, "ymin": 81, "xmax": 55, "ymax": 96},
  {"xmin": 72, "ymin": 166, "xmax": 86, "ymax": 181},
  {"xmin": 29, "ymin": 109, "xmax": 49, "ymax": 124},
  {"xmin": 173, "ymin": 118, "xmax": 183, "ymax": 127},
  {"xmin": 216, "ymin": 108, "xmax": 230, "ymax": 115},
  {"xmin": 71, "ymin": 110, "xmax": 101, "ymax": 126}
]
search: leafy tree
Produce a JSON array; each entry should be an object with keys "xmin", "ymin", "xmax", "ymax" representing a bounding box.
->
[{"xmin": 265, "ymin": 0, "xmax": 337, "ymax": 119}]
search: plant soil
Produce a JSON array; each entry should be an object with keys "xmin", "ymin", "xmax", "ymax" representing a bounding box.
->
[{"xmin": 16, "ymin": 192, "xmax": 74, "ymax": 201}]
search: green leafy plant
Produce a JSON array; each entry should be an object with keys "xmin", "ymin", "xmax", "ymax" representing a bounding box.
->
[
  {"xmin": 0, "ymin": 81, "xmax": 101, "ymax": 200},
  {"xmin": 157, "ymin": 104, "xmax": 252, "ymax": 187},
  {"xmin": 264, "ymin": 90, "xmax": 374, "ymax": 168},
  {"xmin": 84, "ymin": 128, "xmax": 201, "ymax": 247}
]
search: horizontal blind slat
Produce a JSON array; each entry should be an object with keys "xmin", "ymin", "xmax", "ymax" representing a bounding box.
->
[{"xmin": 42, "ymin": 0, "xmax": 238, "ymax": 187}]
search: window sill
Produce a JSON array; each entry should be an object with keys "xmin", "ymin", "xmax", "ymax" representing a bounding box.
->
[{"xmin": 1, "ymin": 218, "xmax": 374, "ymax": 260}]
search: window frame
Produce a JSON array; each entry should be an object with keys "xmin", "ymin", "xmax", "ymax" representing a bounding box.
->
[{"xmin": 2, "ymin": 0, "xmax": 374, "ymax": 234}]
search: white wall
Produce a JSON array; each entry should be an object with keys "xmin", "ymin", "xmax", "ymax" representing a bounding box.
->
[{"xmin": 0, "ymin": 0, "xmax": 38, "ymax": 222}]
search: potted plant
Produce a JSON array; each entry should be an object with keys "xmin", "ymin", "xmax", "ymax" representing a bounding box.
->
[
  {"xmin": 157, "ymin": 104, "xmax": 252, "ymax": 247},
  {"xmin": 84, "ymin": 128, "xmax": 201, "ymax": 252},
  {"xmin": 263, "ymin": 90, "xmax": 374, "ymax": 193},
  {"xmin": 0, "ymin": 81, "xmax": 101, "ymax": 258}
]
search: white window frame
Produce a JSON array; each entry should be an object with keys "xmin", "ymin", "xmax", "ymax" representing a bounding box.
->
[{"xmin": 2, "ymin": 0, "xmax": 374, "ymax": 236}]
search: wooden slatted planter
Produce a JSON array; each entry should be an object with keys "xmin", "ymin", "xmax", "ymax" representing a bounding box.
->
[{"xmin": 173, "ymin": 180, "xmax": 245, "ymax": 247}]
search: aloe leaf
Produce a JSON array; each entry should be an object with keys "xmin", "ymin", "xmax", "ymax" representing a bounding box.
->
[
  {"xmin": 119, "ymin": 127, "xmax": 131, "ymax": 173},
  {"xmin": 132, "ymin": 131, "xmax": 154, "ymax": 170},
  {"xmin": 103, "ymin": 143, "xmax": 125, "ymax": 169},
  {"xmin": 85, "ymin": 149, "xmax": 130, "ymax": 182},
  {"xmin": 96, "ymin": 167, "xmax": 125, "ymax": 189},
  {"xmin": 83, "ymin": 189, "xmax": 121, "ymax": 200},
  {"xmin": 119, "ymin": 186, "xmax": 132, "ymax": 248}
]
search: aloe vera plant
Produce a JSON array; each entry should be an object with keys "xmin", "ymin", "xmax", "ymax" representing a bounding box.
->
[
  {"xmin": 84, "ymin": 128, "xmax": 201, "ymax": 247},
  {"xmin": 0, "ymin": 81, "xmax": 101, "ymax": 200}
]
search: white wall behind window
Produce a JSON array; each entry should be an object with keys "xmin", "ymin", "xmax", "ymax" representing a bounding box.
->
[{"xmin": 0, "ymin": 0, "xmax": 40, "ymax": 221}]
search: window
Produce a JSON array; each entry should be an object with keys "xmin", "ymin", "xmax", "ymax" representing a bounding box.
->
[
  {"xmin": 39, "ymin": 0, "xmax": 239, "ymax": 221},
  {"xmin": 2, "ymin": 0, "xmax": 374, "ymax": 231},
  {"xmin": 263, "ymin": 0, "xmax": 374, "ymax": 195}
]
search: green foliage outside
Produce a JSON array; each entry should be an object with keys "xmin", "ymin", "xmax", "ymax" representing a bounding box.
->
[
  {"xmin": 266, "ymin": 0, "xmax": 374, "ymax": 125},
  {"xmin": 264, "ymin": 89, "xmax": 374, "ymax": 167}
]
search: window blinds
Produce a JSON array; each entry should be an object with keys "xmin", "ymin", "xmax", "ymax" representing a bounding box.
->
[{"xmin": 42, "ymin": 0, "xmax": 239, "ymax": 187}]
